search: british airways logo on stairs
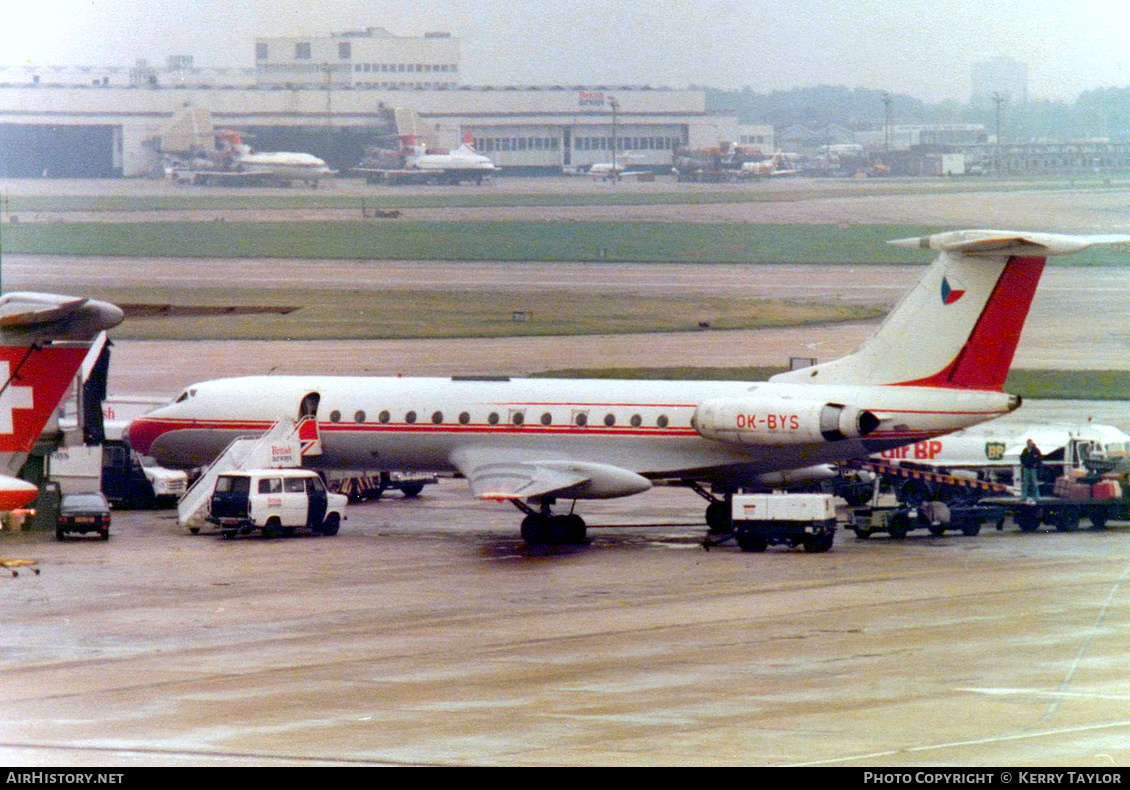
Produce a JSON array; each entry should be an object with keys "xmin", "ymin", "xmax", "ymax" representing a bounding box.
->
[{"xmin": 941, "ymin": 275, "xmax": 966, "ymax": 305}]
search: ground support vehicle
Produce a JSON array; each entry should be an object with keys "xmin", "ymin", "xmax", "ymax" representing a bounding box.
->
[
  {"xmin": 326, "ymin": 471, "xmax": 437, "ymax": 502},
  {"xmin": 847, "ymin": 500, "xmax": 1005, "ymax": 539},
  {"xmin": 727, "ymin": 493, "xmax": 838, "ymax": 553},
  {"xmin": 838, "ymin": 459, "xmax": 1010, "ymax": 538},
  {"xmin": 50, "ymin": 439, "xmax": 188, "ymax": 509},
  {"xmin": 840, "ymin": 459, "xmax": 1012, "ymax": 507},
  {"xmin": 207, "ymin": 469, "xmax": 347, "ymax": 540},
  {"xmin": 980, "ymin": 471, "xmax": 1130, "ymax": 532},
  {"xmin": 978, "ymin": 495, "xmax": 1123, "ymax": 533}
]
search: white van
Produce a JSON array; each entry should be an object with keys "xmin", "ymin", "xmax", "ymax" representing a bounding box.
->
[{"xmin": 208, "ymin": 469, "xmax": 347, "ymax": 540}]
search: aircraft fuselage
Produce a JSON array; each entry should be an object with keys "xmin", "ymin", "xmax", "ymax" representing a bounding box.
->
[{"xmin": 132, "ymin": 375, "xmax": 1016, "ymax": 489}]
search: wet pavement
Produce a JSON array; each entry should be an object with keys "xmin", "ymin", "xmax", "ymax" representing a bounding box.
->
[{"xmin": 2, "ymin": 485, "xmax": 1130, "ymax": 766}]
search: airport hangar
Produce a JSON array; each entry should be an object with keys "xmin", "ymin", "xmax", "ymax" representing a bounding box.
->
[{"xmin": 0, "ymin": 76, "xmax": 769, "ymax": 179}]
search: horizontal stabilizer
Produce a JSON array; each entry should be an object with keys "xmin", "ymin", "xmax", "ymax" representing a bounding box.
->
[
  {"xmin": 0, "ymin": 292, "xmax": 124, "ymax": 338},
  {"xmin": 888, "ymin": 230, "xmax": 1130, "ymax": 257},
  {"xmin": 0, "ymin": 293, "xmax": 89, "ymax": 327}
]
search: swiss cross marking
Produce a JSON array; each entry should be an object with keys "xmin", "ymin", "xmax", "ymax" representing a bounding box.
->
[{"xmin": 0, "ymin": 362, "xmax": 34, "ymax": 434}]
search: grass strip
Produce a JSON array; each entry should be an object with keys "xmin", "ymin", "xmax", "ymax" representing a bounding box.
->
[
  {"xmin": 0, "ymin": 220, "xmax": 952, "ymax": 263},
  {"xmin": 10, "ymin": 220, "xmax": 1129, "ymax": 265}
]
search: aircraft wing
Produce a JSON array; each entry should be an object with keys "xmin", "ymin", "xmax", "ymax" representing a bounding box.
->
[{"xmin": 450, "ymin": 447, "xmax": 651, "ymax": 501}]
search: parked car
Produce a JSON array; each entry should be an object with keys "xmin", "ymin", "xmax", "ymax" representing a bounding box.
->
[{"xmin": 56, "ymin": 492, "xmax": 111, "ymax": 541}]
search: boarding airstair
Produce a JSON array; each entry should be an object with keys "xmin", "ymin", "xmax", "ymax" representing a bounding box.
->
[{"xmin": 177, "ymin": 417, "xmax": 305, "ymax": 530}]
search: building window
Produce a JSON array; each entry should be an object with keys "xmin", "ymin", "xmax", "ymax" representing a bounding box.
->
[
  {"xmin": 338, "ymin": 42, "xmax": 351, "ymax": 60},
  {"xmin": 256, "ymin": 43, "xmax": 269, "ymax": 61},
  {"xmin": 295, "ymin": 42, "xmax": 311, "ymax": 60}
]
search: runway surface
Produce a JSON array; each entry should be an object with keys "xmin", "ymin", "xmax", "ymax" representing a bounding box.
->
[{"xmin": 8, "ymin": 256, "xmax": 1130, "ymax": 396}]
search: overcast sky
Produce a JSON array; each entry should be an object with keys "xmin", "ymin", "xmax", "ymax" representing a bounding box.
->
[{"xmin": 3, "ymin": 0, "xmax": 1128, "ymax": 103}]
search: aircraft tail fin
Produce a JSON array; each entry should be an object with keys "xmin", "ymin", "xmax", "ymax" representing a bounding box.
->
[
  {"xmin": 770, "ymin": 230, "xmax": 1130, "ymax": 391},
  {"xmin": 0, "ymin": 293, "xmax": 123, "ymax": 456}
]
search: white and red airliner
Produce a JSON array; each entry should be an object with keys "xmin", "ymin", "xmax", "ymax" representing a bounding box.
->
[
  {"xmin": 0, "ymin": 292, "xmax": 124, "ymax": 510},
  {"xmin": 129, "ymin": 230, "xmax": 1130, "ymax": 543}
]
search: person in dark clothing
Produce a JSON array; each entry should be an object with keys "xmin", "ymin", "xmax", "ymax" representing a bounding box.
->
[{"xmin": 1020, "ymin": 438, "xmax": 1044, "ymax": 502}]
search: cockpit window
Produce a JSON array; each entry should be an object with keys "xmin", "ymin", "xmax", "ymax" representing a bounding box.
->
[{"xmin": 174, "ymin": 388, "xmax": 197, "ymax": 404}]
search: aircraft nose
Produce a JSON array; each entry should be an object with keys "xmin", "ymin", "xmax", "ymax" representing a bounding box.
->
[{"xmin": 128, "ymin": 415, "xmax": 166, "ymax": 457}]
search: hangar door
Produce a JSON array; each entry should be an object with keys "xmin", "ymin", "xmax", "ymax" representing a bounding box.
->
[{"xmin": 0, "ymin": 124, "xmax": 120, "ymax": 177}]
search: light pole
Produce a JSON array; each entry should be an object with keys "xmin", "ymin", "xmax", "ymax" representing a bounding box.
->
[
  {"xmin": 608, "ymin": 96, "xmax": 619, "ymax": 180},
  {"xmin": 991, "ymin": 91, "xmax": 1005, "ymax": 174},
  {"xmin": 882, "ymin": 92, "xmax": 892, "ymax": 152}
]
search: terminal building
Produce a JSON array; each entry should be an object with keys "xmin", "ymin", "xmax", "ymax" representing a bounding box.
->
[{"xmin": 0, "ymin": 26, "xmax": 745, "ymax": 179}]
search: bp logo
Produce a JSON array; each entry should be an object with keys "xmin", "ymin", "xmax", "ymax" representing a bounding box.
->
[{"xmin": 985, "ymin": 441, "xmax": 1006, "ymax": 461}]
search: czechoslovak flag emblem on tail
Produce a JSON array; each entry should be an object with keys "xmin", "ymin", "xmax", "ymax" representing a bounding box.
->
[{"xmin": 941, "ymin": 274, "xmax": 966, "ymax": 305}]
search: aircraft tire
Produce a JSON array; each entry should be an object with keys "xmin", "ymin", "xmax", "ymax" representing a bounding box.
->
[
  {"xmin": 400, "ymin": 483, "xmax": 424, "ymax": 498},
  {"xmin": 548, "ymin": 515, "xmax": 586, "ymax": 545},
  {"xmin": 563, "ymin": 514, "xmax": 586, "ymax": 544},
  {"xmin": 521, "ymin": 515, "xmax": 549, "ymax": 545},
  {"xmin": 705, "ymin": 501, "xmax": 732, "ymax": 534}
]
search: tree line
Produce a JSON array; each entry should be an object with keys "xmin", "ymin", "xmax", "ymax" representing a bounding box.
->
[{"xmin": 702, "ymin": 84, "xmax": 1130, "ymax": 142}]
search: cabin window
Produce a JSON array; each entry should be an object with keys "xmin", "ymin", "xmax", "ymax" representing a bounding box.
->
[
  {"xmin": 379, "ymin": 410, "xmax": 390, "ymax": 424},
  {"xmin": 432, "ymin": 411, "xmax": 444, "ymax": 424},
  {"xmin": 604, "ymin": 413, "xmax": 616, "ymax": 427},
  {"xmin": 630, "ymin": 414, "xmax": 642, "ymax": 428},
  {"xmin": 574, "ymin": 412, "xmax": 588, "ymax": 427},
  {"xmin": 488, "ymin": 412, "xmax": 500, "ymax": 425},
  {"xmin": 405, "ymin": 411, "xmax": 417, "ymax": 424},
  {"xmin": 657, "ymin": 414, "xmax": 669, "ymax": 428},
  {"xmin": 458, "ymin": 412, "xmax": 471, "ymax": 425},
  {"xmin": 512, "ymin": 411, "xmax": 525, "ymax": 426},
  {"xmin": 355, "ymin": 411, "xmax": 366, "ymax": 423},
  {"xmin": 541, "ymin": 412, "xmax": 552, "ymax": 426},
  {"xmin": 329, "ymin": 410, "xmax": 341, "ymax": 423}
]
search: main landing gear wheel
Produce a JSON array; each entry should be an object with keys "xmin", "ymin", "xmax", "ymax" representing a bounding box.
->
[{"xmin": 521, "ymin": 514, "xmax": 586, "ymax": 545}]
